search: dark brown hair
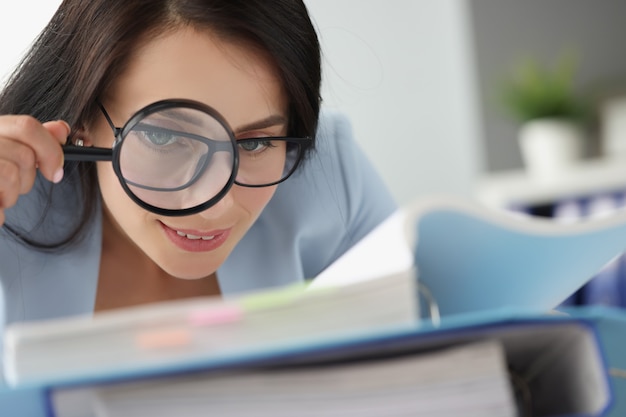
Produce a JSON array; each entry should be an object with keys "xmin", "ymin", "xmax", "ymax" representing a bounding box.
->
[{"xmin": 0, "ymin": 0, "xmax": 321, "ymax": 250}]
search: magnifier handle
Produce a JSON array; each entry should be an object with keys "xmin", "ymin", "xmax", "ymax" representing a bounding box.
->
[{"xmin": 63, "ymin": 145, "xmax": 113, "ymax": 162}]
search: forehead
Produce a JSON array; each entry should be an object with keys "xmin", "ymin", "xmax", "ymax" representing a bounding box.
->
[{"xmin": 106, "ymin": 27, "xmax": 287, "ymax": 127}]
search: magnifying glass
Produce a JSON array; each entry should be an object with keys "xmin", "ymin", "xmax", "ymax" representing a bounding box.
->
[{"xmin": 63, "ymin": 99, "xmax": 238, "ymax": 216}]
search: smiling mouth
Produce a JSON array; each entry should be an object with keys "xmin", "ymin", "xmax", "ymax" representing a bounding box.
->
[{"xmin": 175, "ymin": 231, "xmax": 216, "ymax": 241}]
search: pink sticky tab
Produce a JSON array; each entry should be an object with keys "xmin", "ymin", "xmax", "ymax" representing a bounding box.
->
[{"xmin": 188, "ymin": 305, "xmax": 244, "ymax": 327}]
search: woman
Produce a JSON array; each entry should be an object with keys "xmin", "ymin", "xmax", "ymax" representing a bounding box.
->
[{"xmin": 0, "ymin": 0, "xmax": 395, "ymax": 328}]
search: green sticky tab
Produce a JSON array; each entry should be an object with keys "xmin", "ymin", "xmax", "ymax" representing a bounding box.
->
[{"xmin": 240, "ymin": 283, "xmax": 308, "ymax": 311}]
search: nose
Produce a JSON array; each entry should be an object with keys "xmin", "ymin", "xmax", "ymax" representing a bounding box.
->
[
  {"xmin": 189, "ymin": 151, "xmax": 236, "ymax": 219},
  {"xmin": 179, "ymin": 151, "xmax": 235, "ymax": 210},
  {"xmin": 196, "ymin": 187, "xmax": 235, "ymax": 220}
]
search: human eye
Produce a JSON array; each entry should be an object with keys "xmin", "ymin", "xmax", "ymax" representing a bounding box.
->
[{"xmin": 237, "ymin": 138, "xmax": 276, "ymax": 154}]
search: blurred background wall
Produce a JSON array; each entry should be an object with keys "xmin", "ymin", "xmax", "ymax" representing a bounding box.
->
[
  {"xmin": 0, "ymin": 1, "xmax": 62, "ymax": 85},
  {"xmin": 305, "ymin": 0, "xmax": 483, "ymax": 204},
  {"xmin": 306, "ymin": 0, "xmax": 626, "ymax": 204}
]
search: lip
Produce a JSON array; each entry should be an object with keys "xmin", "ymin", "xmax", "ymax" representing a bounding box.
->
[{"xmin": 159, "ymin": 221, "xmax": 231, "ymax": 253}]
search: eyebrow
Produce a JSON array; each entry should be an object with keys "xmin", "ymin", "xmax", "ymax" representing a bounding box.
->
[
  {"xmin": 234, "ymin": 114, "xmax": 288, "ymax": 134},
  {"xmin": 159, "ymin": 108, "xmax": 206, "ymax": 127},
  {"xmin": 152, "ymin": 108, "xmax": 287, "ymax": 135}
]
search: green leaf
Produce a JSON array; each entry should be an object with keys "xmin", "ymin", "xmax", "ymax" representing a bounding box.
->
[{"xmin": 499, "ymin": 52, "xmax": 586, "ymax": 123}]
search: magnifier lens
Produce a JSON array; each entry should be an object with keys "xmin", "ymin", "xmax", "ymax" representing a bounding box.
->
[{"xmin": 117, "ymin": 104, "xmax": 237, "ymax": 213}]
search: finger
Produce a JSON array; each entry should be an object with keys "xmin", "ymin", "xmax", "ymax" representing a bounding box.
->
[
  {"xmin": 0, "ymin": 159, "xmax": 21, "ymax": 209},
  {"xmin": 42, "ymin": 120, "xmax": 71, "ymax": 146},
  {"xmin": 0, "ymin": 137, "xmax": 38, "ymax": 194},
  {"xmin": 0, "ymin": 116, "xmax": 68, "ymax": 183},
  {"xmin": 0, "ymin": 208, "xmax": 5, "ymax": 227}
]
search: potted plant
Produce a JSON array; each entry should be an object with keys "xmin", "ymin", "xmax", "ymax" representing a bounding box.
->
[{"xmin": 500, "ymin": 53, "xmax": 589, "ymax": 180}]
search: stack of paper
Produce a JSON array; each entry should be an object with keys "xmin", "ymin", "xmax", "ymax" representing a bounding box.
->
[
  {"xmin": 3, "ymin": 269, "xmax": 417, "ymax": 387},
  {"xmin": 53, "ymin": 340, "xmax": 516, "ymax": 417}
]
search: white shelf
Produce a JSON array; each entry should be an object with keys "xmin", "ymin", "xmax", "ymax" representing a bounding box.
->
[{"xmin": 475, "ymin": 156, "xmax": 626, "ymax": 209}]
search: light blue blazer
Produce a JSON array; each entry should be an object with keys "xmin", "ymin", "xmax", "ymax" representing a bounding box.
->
[{"xmin": 0, "ymin": 110, "xmax": 396, "ymax": 332}]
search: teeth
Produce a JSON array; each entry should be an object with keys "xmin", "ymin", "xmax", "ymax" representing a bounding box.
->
[{"xmin": 176, "ymin": 231, "xmax": 215, "ymax": 241}]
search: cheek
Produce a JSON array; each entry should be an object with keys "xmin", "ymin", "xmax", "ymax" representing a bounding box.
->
[
  {"xmin": 234, "ymin": 185, "xmax": 277, "ymax": 220},
  {"xmin": 96, "ymin": 161, "xmax": 141, "ymax": 221},
  {"xmin": 96, "ymin": 161, "xmax": 119, "ymax": 201}
]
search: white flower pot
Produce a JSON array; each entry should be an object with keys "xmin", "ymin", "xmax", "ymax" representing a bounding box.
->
[
  {"xmin": 600, "ymin": 95, "xmax": 626, "ymax": 157},
  {"xmin": 518, "ymin": 118, "xmax": 585, "ymax": 181}
]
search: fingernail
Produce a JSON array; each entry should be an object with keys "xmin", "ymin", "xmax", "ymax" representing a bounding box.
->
[{"xmin": 53, "ymin": 168, "xmax": 64, "ymax": 184}]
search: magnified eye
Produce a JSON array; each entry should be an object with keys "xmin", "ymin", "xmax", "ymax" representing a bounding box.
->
[
  {"xmin": 142, "ymin": 130, "xmax": 178, "ymax": 146},
  {"xmin": 132, "ymin": 123, "xmax": 188, "ymax": 149}
]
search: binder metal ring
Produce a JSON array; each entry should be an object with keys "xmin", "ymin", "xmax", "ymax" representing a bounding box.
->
[{"xmin": 417, "ymin": 281, "xmax": 440, "ymax": 327}]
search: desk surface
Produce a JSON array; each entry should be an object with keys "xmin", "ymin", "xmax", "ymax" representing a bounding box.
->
[{"xmin": 475, "ymin": 156, "xmax": 626, "ymax": 209}]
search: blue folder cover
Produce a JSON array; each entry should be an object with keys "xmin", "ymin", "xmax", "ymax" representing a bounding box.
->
[
  {"xmin": 0, "ymin": 385, "xmax": 48, "ymax": 416},
  {"xmin": 561, "ymin": 306, "xmax": 626, "ymax": 417},
  {"xmin": 404, "ymin": 197, "xmax": 626, "ymax": 317}
]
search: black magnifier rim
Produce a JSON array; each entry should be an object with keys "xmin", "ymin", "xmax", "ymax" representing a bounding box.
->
[{"xmin": 113, "ymin": 99, "xmax": 239, "ymax": 217}]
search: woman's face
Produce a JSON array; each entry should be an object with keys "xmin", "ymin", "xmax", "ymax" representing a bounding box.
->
[{"xmin": 90, "ymin": 27, "xmax": 287, "ymax": 279}]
